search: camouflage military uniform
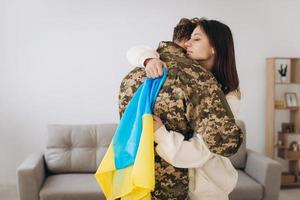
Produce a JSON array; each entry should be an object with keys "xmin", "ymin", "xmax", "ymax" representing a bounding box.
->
[{"xmin": 118, "ymin": 41, "xmax": 244, "ymax": 200}]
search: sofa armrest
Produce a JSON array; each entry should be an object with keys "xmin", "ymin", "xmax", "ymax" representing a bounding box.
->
[
  {"xmin": 245, "ymin": 149, "xmax": 282, "ymax": 200},
  {"xmin": 17, "ymin": 153, "xmax": 46, "ymax": 200}
]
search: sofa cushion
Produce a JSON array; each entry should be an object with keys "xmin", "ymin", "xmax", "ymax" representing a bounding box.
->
[
  {"xmin": 39, "ymin": 173, "xmax": 105, "ymax": 200},
  {"xmin": 229, "ymin": 170, "xmax": 263, "ymax": 200},
  {"xmin": 45, "ymin": 124, "xmax": 117, "ymax": 173},
  {"xmin": 229, "ymin": 120, "xmax": 247, "ymax": 169}
]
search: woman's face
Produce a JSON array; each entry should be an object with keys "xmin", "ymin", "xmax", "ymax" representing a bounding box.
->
[{"xmin": 184, "ymin": 26, "xmax": 215, "ymax": 70}]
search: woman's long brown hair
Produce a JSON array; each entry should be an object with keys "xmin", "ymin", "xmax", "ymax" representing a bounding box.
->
[{"xmin": 192, "ymin": 18, "xmax": 241, "ymax": 98}]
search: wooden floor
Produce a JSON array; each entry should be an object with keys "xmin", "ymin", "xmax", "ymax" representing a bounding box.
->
[{"xmin": 1, "ymin": 185, "xmax": 300, "ymax": 200}]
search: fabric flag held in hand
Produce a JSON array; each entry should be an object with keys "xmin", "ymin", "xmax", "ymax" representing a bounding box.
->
[{"xmin": 95, "ymin": 67, "xmax": 167, "ymax": 200}]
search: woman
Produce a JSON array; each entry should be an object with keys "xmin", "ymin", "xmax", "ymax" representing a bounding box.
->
[
  {"xmin": 126, "ymin": 18, "xmax": 242, "ymax": 200},
  {"xmin": 128, "ymin": 18, "xmax": 241, "ymax": 118}
]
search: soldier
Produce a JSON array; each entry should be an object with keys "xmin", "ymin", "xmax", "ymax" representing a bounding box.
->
[{"xmin": 119, "ymin": 18, "xmax": 243, "ymax": 200}]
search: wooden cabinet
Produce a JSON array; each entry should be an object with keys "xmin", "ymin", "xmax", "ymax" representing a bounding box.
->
[{"xmin": 265, "ymin": 57, "xmax": 300, "ymax": 187}]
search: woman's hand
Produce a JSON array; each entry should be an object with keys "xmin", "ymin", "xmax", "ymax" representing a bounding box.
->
[
  {"xmin": 153, "ymin": 115, "xmax": 163, "ymax": 132},
  {"xmin": 144, "ymin": 58, "xmax": 167, "ymax": 78}
]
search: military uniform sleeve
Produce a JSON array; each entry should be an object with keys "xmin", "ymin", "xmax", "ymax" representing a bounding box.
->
[{"xmin": 187, "ymin": 83, "xmax": 244, "ymax": 157}]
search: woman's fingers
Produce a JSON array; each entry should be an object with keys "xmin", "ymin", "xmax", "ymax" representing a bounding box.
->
[
  {"xmin": 156, "ymin": 65, "xmax": 163, "ymax": 76},
  {"xmin": 153, "ymin": 66, "xmax": 163, "ymax": 78},
  {"xmin": 145, "ymin": 66, "xmax": 156, "ymax": 78},
  {"xmin": 145, "ymin": 58, "xmax": 167, "ymax": 78},
  {"xmin": 150, "ymin": 67, "xmax": 158, "ymax": 78}
]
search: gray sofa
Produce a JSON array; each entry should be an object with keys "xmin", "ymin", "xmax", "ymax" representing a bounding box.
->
[{"xmin": 17, "ymin": 120, "xmax": 282, "ymax": 200}]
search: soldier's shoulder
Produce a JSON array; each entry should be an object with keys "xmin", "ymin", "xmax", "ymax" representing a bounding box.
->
[
  {"xmin": 121, "ymin": 67, "xmax": 146, "ymax": 81},
  {"xmin": 180, "ymin": 68, "xmax": 221, "ymax": 97},
  {"xmin": 125, "ymin": 67, "xmax": 145, "ymax": 76},
  {"xmin": 120, "ymin": 67, "xmax": 147, "ymax": 87}
]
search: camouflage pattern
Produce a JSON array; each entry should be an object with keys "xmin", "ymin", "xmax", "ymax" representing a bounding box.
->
[{"xmin": 118, "ymin": 41, "xmax": 244, "ymax": 199}]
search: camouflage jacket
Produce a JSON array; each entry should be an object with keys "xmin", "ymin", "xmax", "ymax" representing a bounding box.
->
[{"xmin": 118, "ymin": 41, "xmax": 244, "ymax": 200}]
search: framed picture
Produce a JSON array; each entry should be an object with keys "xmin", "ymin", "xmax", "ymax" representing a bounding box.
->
[
  {"xmin": 285, "ymin": 92, "xmax": 299, "ymax": 108},
  {"xmin": 275, "ymin": 59, "xmax": 291, "ymax": 83}
]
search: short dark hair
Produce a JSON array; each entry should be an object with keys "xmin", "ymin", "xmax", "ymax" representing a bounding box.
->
[
  {"xmin": 172, "ymin": 18, "xmax": 197, "ymax": 42},
  {"xmin": 193, "ymin": 17, "xmax": 240, "ymax": 97}
]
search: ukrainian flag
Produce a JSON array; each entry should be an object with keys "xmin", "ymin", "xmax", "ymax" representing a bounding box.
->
[{"xmin": 95, "ymin": 67, "xmax": 167, "ymax": 200}]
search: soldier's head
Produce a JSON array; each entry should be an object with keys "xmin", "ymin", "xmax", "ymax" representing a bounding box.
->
[{"xmin": 172, "ymin": 18, "xmax": 197, "ymax": 48}]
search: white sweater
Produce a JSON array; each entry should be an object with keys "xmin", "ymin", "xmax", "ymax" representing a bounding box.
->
[
  {"xmin": 154, "ymin": 126, "xmax": 238, "ymax": 200},
  {"xmin": 127, "ymin": 45, "xmax": 241, "ymax": 200}
]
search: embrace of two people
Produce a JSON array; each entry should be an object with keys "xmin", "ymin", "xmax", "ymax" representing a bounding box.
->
[{"xmin": 119, "ymin": 17, "xmax": 244, "ymax": 200}]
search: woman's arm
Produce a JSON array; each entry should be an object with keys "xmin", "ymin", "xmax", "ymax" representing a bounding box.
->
[
  {"xmin": 126, "ymin": 45, "xmax": 166, "ymax": 78},
  {"xmin": 154, "ymin": 125, "xmax": 214, "ymax": 168},
  {"xmin": 226, "ymin": 92, "xmax": 240, "ymax": 120},
  {"xmin": 126, "ymin": 45, "xmax": 159, "ymax": 67}
]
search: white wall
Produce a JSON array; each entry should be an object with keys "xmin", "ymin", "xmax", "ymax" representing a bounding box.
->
[{"xmin": 1, "ymin": 0, "xmax": 300, "ymax": 186}]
